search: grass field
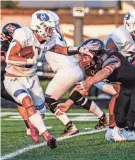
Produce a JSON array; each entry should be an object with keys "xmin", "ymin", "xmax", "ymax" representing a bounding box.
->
[{"xmin": 1, "ymin": 108, "xmax": 135, "ymax": 160}]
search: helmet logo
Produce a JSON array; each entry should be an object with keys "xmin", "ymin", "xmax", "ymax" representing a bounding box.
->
[
  {"xmin": 36, "ymin": 13, "xmax": 49, "ymax": 21},
  {"xmin": 125, "ymin": 12, "xmax": 130, "ymax": 20},
  {"xmin": 5, "ymin": 24, "xmax": 16, "ymax": 34}
]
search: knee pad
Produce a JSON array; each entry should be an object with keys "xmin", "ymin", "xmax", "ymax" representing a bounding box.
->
[
  {"xmin": 69, "ymin": 90, "xmax": 92, "ymax": 110},
  {"xmin": 45, "ymin": 95, "xmax": 58, "ymax": 113},
  {"xmin": 81, "ymin": 99, "xmax": 92, "ymax": 110},
  {"xmin": 36, "ymin": 103, "xmax": 46, "ymax": 114},
  {"xmin": 14, "ymin": 89, "xmax": 29, "ymax": 105}
]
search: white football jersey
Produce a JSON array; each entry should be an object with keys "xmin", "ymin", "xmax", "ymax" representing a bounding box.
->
[
  {"xmin": 45, "ymin": 29, "xmax": 78, "ymax": 72},
  {"xmin": 6, "ymin": 27, "xmax": 56, "ymax": 76},
  {"xmin": 104, "ymin": 26, "xmax": 135, "ymax": 62}
]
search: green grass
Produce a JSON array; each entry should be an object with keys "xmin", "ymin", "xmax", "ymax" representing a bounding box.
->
[{"xmin": 1, "ymin": 108, "xmax": 135, "ymax": 160}]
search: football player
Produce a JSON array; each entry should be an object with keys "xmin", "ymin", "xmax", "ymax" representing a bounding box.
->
[
  {"xmin": 58, "ymin": 38, "xmax": 135, "ymax": 142},
  {"xmin": 43, "ymin": 11, "xmax": 118, "ymax": 135},
  {"xmin": 0, "ymin": 23, "xmax": 42, "ymax": 140},
  {"xmin": 104, "ymin": 9, "xmax": 135, "ymax": 141},
  {"xmin": 4, "ymin": 10, "xmax": 57, "ymax": 149}
]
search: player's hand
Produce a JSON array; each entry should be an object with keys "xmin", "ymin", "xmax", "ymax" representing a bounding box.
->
[
  {"xmin": 76, "ymin": 77, "xmax": 93, "ymax": 95},
  {"xmin": 57, "ymin": 103, "xmax": 69, "ymax": 113},
  {"xmin": 78, "ymin": 45, "xmax": 94, "ymax": 57},
  {"xmin": 32, "ymin": 46, "xmax": 39, "ymax": 64},
  {"xmin": 26, "ymin": 47, "xmax": 40, "ymax": 65},
  {"xmin": 70, "ymin": 84, "xmax": 88, "ymax": 96},
  {"xmin": 54, "ymin": 108, "xmax": 64, "ymax": 116},
  {"xmin": 57, "ymin": 99, "xmax": 74, "ymax": 113}
]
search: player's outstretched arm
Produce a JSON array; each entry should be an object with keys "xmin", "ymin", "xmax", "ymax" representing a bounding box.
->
[
  {"xmin": 77, "ymin": 67, "xmax": 114, "ymax": 92},
  {"xmin": 50, "ymin": 45, "xmax": 79, "ymax": 55},
  {"xmin": 50, "ymin": 44, "xmax": 93, "ymax": 56}
]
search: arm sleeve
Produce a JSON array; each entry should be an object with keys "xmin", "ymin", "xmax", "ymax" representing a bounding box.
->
[{"xmin": 104, "ymin": 31, "xmax": 126, "ymax": 51}]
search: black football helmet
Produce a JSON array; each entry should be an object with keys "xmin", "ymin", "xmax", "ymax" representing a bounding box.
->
[{"xmin": 1, "ymin": 23, "xmax": 21, "ymax": 42}]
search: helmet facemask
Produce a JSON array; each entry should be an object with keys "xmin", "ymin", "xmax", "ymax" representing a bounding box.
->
[
  {"xmin": 30, "ymin": 11, "xmax": 55, "ymax": 42},
  {"xmin": 36, "ymin": 23, "xmax": 55, "ymax": 41},
  {"xmin": 79, "ymin": 51, "xmax": 96, "ymax": 70}
]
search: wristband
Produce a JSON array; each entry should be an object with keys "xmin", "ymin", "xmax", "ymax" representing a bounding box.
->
[
  {"xmin": 26, "ymin": 58, "xmax": 34, "ymax": 65},
  {"xmin": 68, "ymin": 46, "xmax": 79, "ymax": 55}
]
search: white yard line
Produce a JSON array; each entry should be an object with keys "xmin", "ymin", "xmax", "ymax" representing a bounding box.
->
[
  {"xmin": 1, "ymin": 129, "xmax": 106, "ymax": 160},
  {"xmin": 1, "ymin": 112, "xmax": 109, "ymax": 117}
]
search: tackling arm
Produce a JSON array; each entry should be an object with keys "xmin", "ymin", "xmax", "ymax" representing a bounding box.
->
[
  {"xmin": 89, "ymin": 67, "xmax": 114, "ymax": 85},
  {"xmin": 50, "ymin": 45, "xmax": 79, "ymax": 56}
]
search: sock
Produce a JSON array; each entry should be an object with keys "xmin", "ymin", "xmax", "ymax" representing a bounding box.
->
[
  {"xmin": 89, "ymin": 101, "xmax": 103, "ymax": 118},
  {"xmin": 29, "ymin": 112, "xmax": 47, "ymax": 134},
  {"xmin": 54, "ymin": 112, "xmax": 70, "ymax": 125},
  {"xmin": 24, "ymin": 120, "xmax": 29, "ymax": 129}
]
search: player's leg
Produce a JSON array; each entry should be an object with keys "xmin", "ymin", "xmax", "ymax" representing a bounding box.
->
[
  {"xmin": 113, "ymin": 85, "xmax": 131, "ymax": 142},
  {"xmin": 105, "ymin": 84, "xmax": 120, "ymax": 140},
  {"xmin": 127, "ymin": 87, "xmax": 135, "ymax": 131},
  {"xmin": 68, "ymin": 89, "xmax": 108, "ymax": 129},
  {"xmin": 45, "ymin": 65, "xmax": 83, "ymax": 136},
  {"xmin": 4, "ymin": 76, "xmax": 39, "ymax": 142},
  {"xmin": 17, "ymin": 105, "xmax": 31, "ymax": 135},
  {"xmin": 1, "ymin": 79, "xmax": 30, "ymax": 134},
  {"xmin": 28, "ymin": 75, "xmax": 46, "ymax": 116},
  {"xmin": 21, "ymin": 75, "xmax": 56, "ymax": 148},
  {"xmin": 94, "ymin": 82, "xmax": 118, "ymax": 129},
  {"xmin": 123, "ymin": 86, "xmax": 135, "ymax": 141},
  {"xmin": 4, "ymin": 76, "xmax": 57, "ymax": 148},
  {"xmin": 109, "ymin": 84, "xmax": 120, "ymax": 127},
  {"xmin": 17, "ymin": 75, "xmax": 45, "ymax": 136}
]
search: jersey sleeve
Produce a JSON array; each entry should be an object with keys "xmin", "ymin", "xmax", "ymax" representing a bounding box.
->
[
  {"xmin": 13, "ymin": 28, "xmax": 27, "ymax": 48},
  {"xmin": 102, "ymin": 55, "xmax": 121, "ymax": 72},
  {"xmin": 106, "ymin": 34, "xmax": 125, "ymax": 51}
]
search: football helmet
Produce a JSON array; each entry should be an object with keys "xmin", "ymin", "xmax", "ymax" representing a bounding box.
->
[
  {"xmin": 124, "ymin": 10, "xmax": 135, "ymax": 36},
  {"xmin": 1, "ymin": 23, "xmax": 21, "ymax": 42},
  {"xmin": 30, "ymin": 10, "xmax": 55, "ymax": 41},
  {"xmin": 47, "ymin": 11, "xmax": 60, "ymax": 29},
  {"xmin": 80, "ymin": 38, "xmax": 105, "ymax": 57},
  {"xmin": 79, "ymin": 38, "xmax": 104, "ymax": 69}
]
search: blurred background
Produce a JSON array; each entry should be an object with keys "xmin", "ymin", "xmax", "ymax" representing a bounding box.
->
[{"xmin": 1, "ymin": 0, "xmax": 135, "ymax": 108}]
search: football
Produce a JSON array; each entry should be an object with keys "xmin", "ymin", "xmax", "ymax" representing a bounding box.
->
[
  {"xmin": 20, "ymin": 46, "xmax": 34, "ymax": 58},
  {"xmin": 20, "ymin": 46, "xmax": 41, "ymax": 58}
]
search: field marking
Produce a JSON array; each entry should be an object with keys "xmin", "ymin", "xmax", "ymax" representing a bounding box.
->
[
  {"xmin": 1, "ymin": 112, "xmax": 109, "ymax": 122},
  {"xmin": 1, "ymin": 129, "xmax": 106, "ymax": 160},
  {"xmin": 3, "ymin": 116, "xmax": 99, "ymax": 121},
  {"xmin": 1, "ymin": 112, "xmax": 109, "ymax": 117}
]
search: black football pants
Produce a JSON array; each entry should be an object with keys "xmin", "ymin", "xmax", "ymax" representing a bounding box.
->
[{"xmin": 114, "ymin": 85, "xmax": 135, "ymax": 130}]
